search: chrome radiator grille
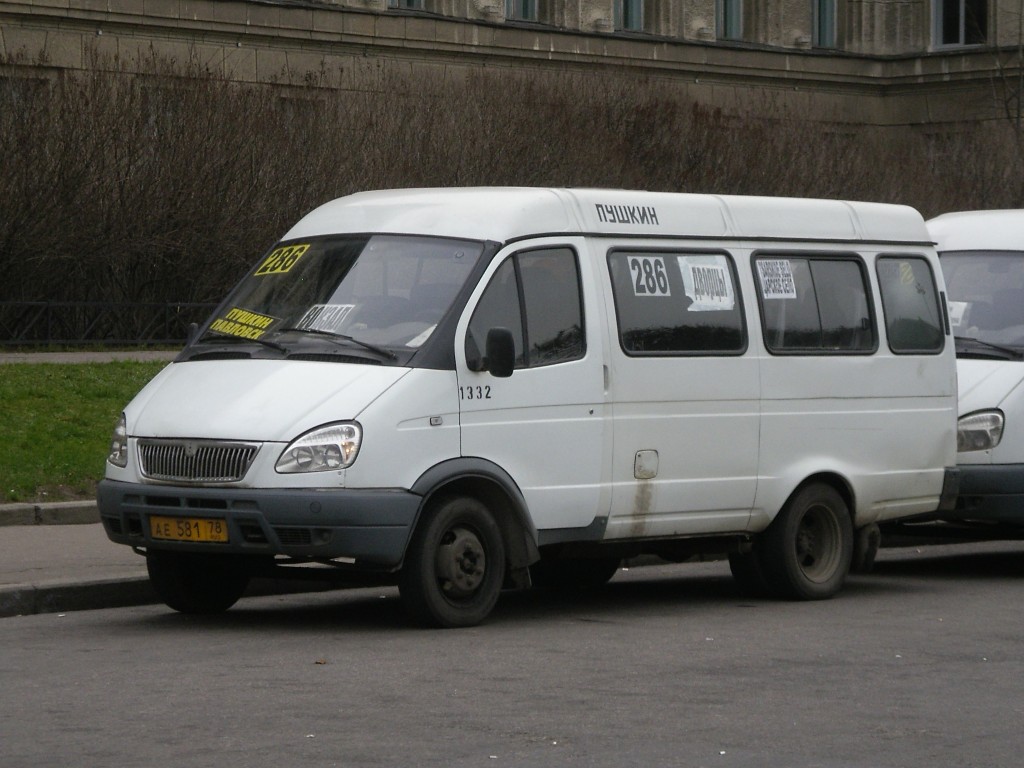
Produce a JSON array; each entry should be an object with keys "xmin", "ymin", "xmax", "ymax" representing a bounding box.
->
[{"xmin": 138, "ymin": 439, "xmax": 259, "ymax": 482}]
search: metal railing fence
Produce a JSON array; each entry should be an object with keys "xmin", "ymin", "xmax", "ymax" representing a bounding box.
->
[{"xmin": 0, "ymin": 301, "xmax": 218, "ymax": 347}]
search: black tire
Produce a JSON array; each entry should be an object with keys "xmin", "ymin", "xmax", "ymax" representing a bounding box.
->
[
  {"xmin": 530, "ymin": 556, "xmax": 620, "ymax": 591},
  {"xmin": 146, "ymin": 549, "xmax": 250, "ymax": 614},
  {"xmin": 728, "ymin": 549, "xmax": 773, "ymax": 598},
  {"xmin": 759, "ymin": 483, "xmax": 853, "ymax": 600},
  {"xmin": 399, "ymin": 496, "xmax": 506, "ymax": 628}
]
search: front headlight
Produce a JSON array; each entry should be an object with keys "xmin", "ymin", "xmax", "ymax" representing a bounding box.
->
[
  {"xmin": 107, "ymin": 413, "xmax": 129, "ymax": 468},
  {"xmin": 276, "ymin": 422, "xmax": 362, "ymax": 473},
  {"xmin": 957, "ymin": 410, "xmax": 1004, "ymax": 453}
]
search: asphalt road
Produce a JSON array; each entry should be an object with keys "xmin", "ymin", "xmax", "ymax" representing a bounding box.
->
[{"xmin": 3, "ymin": 540, "xmax": 1023, "ymax": 768}]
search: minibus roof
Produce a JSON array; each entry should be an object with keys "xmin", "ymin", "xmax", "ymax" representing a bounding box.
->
[
  {"xmin": 283, "ymin": 187, "xmax": 930, "ymax": 245},
  {"xmin": 927, "ymin": 210, "xmax": 1024, "ymax": 252}
]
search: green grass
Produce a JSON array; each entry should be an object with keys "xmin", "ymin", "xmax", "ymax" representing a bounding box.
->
[{"xmin": 0, "ymin": 362, "xmax": 167, "ymax": 503}]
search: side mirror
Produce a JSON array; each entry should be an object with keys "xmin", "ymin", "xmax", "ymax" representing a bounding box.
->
[{"xmin": 485, "ymin": 327, "xmax": 515, "ymax": 378}]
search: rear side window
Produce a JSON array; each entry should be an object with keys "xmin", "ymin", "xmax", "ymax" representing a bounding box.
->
[
  {"xmin": 466, "ymin": 247, "xmax": 584, "ymax": 369},
  {"xmin": 876, "ymin": 256, "xmax": 945, "ymax": 353},
  {"xmin": 608, "ymin": 250, "xmax": 745, "ymax": 354},
  {"xmin": 755, "ymin": 255, "xmax": 876, "ymax": 354}
]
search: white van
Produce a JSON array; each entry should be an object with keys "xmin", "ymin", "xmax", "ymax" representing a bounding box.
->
[
  {"xmin": 927, "ymin": 210, "xmax": 1024, "ymax": 530},
  {"xmin": 99, "ymin": 188, "xmax": 959, "ymax": 627}
]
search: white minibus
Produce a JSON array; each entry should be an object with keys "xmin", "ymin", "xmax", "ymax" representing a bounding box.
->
[
  {"xmin": 927, "ymin": 210, "xmax": 1024, "ymax": 530},
  {"xmin": 99, "ymin": 188, "xmax": 959, "ymax": 627}
]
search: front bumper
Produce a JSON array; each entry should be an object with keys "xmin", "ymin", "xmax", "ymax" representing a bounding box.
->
[
  {"xmin": 945, "ymin": 463, "xmax": 1024, "ymax": 525},
  {"xmin": 97, "ymin": 479, "xmax": 422, "ymax": 568}
]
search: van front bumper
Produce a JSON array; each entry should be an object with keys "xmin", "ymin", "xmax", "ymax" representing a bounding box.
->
[
  {"xmin": 97, "ymin": 479, "xmax": 421, "ymax": 568},
  {"xmin": 946, "ymin": 464, "xmax": 1024, "ymax": 525}
]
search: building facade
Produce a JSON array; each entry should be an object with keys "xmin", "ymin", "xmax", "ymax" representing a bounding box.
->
[{"xmin": 0, "ymin": 0, "xmax": 1020, "ymax": 126}]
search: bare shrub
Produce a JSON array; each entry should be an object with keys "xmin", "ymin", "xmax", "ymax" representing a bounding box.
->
[{"xmin": 2, "ymin": 48, "xmax": 1023, "ymax": 321}]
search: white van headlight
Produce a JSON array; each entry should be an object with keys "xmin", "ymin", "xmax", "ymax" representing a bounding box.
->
[
  {"xmin": 107, "ymin": 414, "xmax": 129, "ymax": 468},
  {"xmin": 957, "ymin": 410, "xmax": 1004, "ymax": 453},
  {"xmin": 276, "ymin": 422, "xmax": 362, "ymax": 473}
]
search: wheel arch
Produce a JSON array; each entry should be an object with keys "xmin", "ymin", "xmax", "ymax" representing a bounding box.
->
[
  {"xmin": 411, "ymin": 458, "xmax": 540, "ymax": 576},
  {"xmin": 769, "ymin": 470, "xmax": 857, "ymax": 528},
  {"xmin": 789, "ymin": 472, "xmax": 855, "ymax": 516}
]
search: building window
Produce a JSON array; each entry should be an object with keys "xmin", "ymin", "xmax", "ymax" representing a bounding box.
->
[
  {"xmin": 934, "ymin": 0, "xmax": 987, "ymax": 46},
  {"xmin": 718, "ymin": 0, "xmax": 743, "ymax": 40},
  {"xmin": 388, "ymin": 0, "xmax": 424, "ymax": 7},
  {"xmin": 814, "ymin": 0, "xmax": 836, "ymax": 48},
  {"xmin": 615, "ymin": 0, "xmax": 644, "ymax": 31},
  {"xmin": 506, "ymin": 0, "xmax": 538, "ymax": 21}
]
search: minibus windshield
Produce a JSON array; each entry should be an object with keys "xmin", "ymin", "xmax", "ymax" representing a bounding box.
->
[
  {"xmin": 198, "ymin": 234, "xmax": 483, "ymax": 358},
  {"xmin": 941, "ymin": 250, "xmax": 1024, "ymax": 357}
]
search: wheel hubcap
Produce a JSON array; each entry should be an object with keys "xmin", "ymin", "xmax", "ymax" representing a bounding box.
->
[
  {"xmin": 796, "ymin": 505, "xmax": 840, "ymax": 582},
  {"xmin": 435, "ymin": 526, "xmax": 487, "ymax": 598}
]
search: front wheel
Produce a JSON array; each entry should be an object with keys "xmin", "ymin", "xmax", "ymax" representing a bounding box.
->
[
  {"xmin": 399, "ymin": 496, "xmax": 506, "ymax": 628},
  {"xmin": 759, "ymin": 483, "xmax": 853, "ymax": 600},
  {"xmin": 146, "ymin": 549, "xmax": 250, "ymax": 614}
]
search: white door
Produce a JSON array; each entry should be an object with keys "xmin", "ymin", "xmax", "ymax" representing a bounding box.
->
[
  {"xmin": 602, "ymin": 248, "xmax": 760, "ymax": 539},
  {"xmin": 456, "ymin": 243, "xmax": 610, "ymax": 534}
]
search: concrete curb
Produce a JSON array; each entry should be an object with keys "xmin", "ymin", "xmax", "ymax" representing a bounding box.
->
[
  {"xmin": 0, "ymin": 501, "xmax": 99, "ymax": 527},
  {"xmin": 0, "ymin": 577, "xmax": 157, "ymax": 618},
  {"xmin": 1, "ymin": 579, "xmax": 354, "ymax": 618},
  {"xmin": 0, "ymin": 501, "xmax": 349, "ymax": 618}
]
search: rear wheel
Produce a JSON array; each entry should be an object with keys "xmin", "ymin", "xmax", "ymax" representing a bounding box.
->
[
  {"xmin": 146, "ymin": 550, "xmax": 250, "ymax": 614},
  {"xmin": 759, "ymin": 484, "xmax": 852, "ymax": 600},
  {"xmin": 399, "ymin": 496, "xmax": 506, "ymax": 628}
]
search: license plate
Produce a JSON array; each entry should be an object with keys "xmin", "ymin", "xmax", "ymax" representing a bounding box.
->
[{"xmin": 150, "ymin": 516, "xmax": 229, "ymax": 543}]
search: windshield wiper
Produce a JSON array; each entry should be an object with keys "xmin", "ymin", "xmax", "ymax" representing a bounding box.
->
[
  {"xmin": 954, "ymin": 336, "xmax": 1024, "ymax": 360},
  {"xmin": 193, "ymin": 331, "xmax": 289, "ymax": 354},
  {"xmin": 279, "ymin": 327, "xmax": 397, "ymax": 360}
]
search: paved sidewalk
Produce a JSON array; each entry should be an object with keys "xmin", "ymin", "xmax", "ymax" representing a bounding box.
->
[
  {"xmin": 0, "ymin": 504, "xmax": 339, "ymax": 618},
  {"xmin": 0, "ymin": 350, "xmax": 178, "ymax": 364},
  {"xmin": 0, "ymin": 517, "xmax": 155, "ymax": 617}
]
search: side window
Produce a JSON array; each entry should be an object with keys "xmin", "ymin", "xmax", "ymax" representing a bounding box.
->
[
  {"xmin": 608, "ymin": 251, "xmax": 745, "ymax": 354},
  {"xmin": 755, "ymin": 255, "xmax": 876, "ymax": 354},
  {"xmin": 466, "ymin": 259, "xmax": 523, "ymax": 369},
  {"xmin": 518, "ymin": 250, "xmax": 585, "ymax": 365},
  {"xmin": 876, "ymin": 256, "xmax": 945, "ymax": 353},
  {"xmin": 466, "ymin": 248, "xmax": 584, "ymax": 369}
]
